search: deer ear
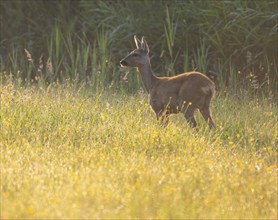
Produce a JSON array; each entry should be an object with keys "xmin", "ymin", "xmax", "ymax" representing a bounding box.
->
[
  {"xmin": 141, "ymin": 37, "xmax": 149, "ymax": 54},
  {"xmin": 134, "ymin": 35, "xmax": 140, "ymax": 48}
]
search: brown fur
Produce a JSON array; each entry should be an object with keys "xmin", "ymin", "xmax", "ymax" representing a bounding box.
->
[{"xmin": 120, "ymin": 36, "xmax": 215, "ymax": 129}]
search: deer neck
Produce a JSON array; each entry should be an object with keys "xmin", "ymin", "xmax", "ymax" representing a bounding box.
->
[{"xmin": 137, "ymin": 60, "xmax": 157, "ymax": 93}]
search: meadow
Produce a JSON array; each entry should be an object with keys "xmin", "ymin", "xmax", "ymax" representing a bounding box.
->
[
  {"xmin": 1, "ymin": 80, "xmax": 277, "ymax": 219},
  {"xmin": 1, "ymin": 0, "xmax": 277, "ymax": 218}
]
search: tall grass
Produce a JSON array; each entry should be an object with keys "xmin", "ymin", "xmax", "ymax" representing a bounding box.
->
[
  {"xmin": 0, "ymin": 0, "xmax": 277, "ymax": 93},
  {"xmin": 1, "ymin": 80, "xmax": 277, "ymax": 219},
  {"xmin": 164, "ymin": 6, "xmax": 178, "ymax": 76},
  {"xmin": 1, "ymin": 1, "xmax": 277, "ymax": 218}
]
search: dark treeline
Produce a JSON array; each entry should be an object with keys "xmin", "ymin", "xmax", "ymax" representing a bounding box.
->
[{"xmin": 0, "ymin": 0, "xmax": 277, "ymax": 93}]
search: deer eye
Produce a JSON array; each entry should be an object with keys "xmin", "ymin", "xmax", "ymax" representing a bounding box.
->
[{"xmin": 133, "ymin": 53, "xmax": 139, "ymax": 57}]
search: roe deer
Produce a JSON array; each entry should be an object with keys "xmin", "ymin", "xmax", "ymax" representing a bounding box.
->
[{"xmin": 120, "ymin": 35, "xmax": 215, "ymax": 129}]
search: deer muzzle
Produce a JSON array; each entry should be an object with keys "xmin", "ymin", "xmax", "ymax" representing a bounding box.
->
[{"xmin": 120, "ymin": 60, "xmax": 128, "ymax": 67}]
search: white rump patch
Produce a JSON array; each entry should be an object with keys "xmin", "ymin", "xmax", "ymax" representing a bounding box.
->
[{"xmin": 201, "ymin": 85, "xmax": 212, "ymax": 94}]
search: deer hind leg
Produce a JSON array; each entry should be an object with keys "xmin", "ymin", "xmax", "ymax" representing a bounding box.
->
[
  {"xmin": 200, "ymin": 107, "xmax": 215, "ymax": 129},
  {"xmin": 183, "ymin": 105, "xmax": 198, "ymax": 128}
]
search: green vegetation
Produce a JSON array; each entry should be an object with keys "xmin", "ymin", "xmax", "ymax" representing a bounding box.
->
[
  {"xmin": 1, "ymin": 0, "xmax": 277, "ymax": 93},
  {"xmin": 1, "ymin": 80, "xmax": 277, "ymax": 219},
  {"xmin": 1, "ymin": 0, "xmax": 277, "ymax": 218}
]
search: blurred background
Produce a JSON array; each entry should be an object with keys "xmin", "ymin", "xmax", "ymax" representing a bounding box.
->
[{"xmin": 0, "ymin": 0, "xmax": 277, "ymax": 94}]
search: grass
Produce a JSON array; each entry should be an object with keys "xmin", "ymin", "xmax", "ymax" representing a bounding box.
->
[
  {"xmin": 1, "ymin": 0, "xmax": 277, "ymax": 92},
  {"xmin": 1, "ymin": 2, "xmax": 276, "ymax": 217},
  {"xmin": 1, "ymin": 80, "xmax": 277, "ymax": 219}
]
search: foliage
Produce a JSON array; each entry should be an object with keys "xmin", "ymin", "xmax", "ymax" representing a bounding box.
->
[
  {"xmin": 1, "ymin": 80, "xmax": 277, "ymax": 218},
  {"xmin": 1, "ymin": 1, "xmax": 277, "ymax": 217},
  {"xmin": 0, "ymin": 0, "xmax": 277, "ymax": 93}
]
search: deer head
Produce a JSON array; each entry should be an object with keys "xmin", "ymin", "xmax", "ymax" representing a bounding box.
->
[{"xmin": 120, "ymin": 35, "xmax": 150, "ymax": 67}]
